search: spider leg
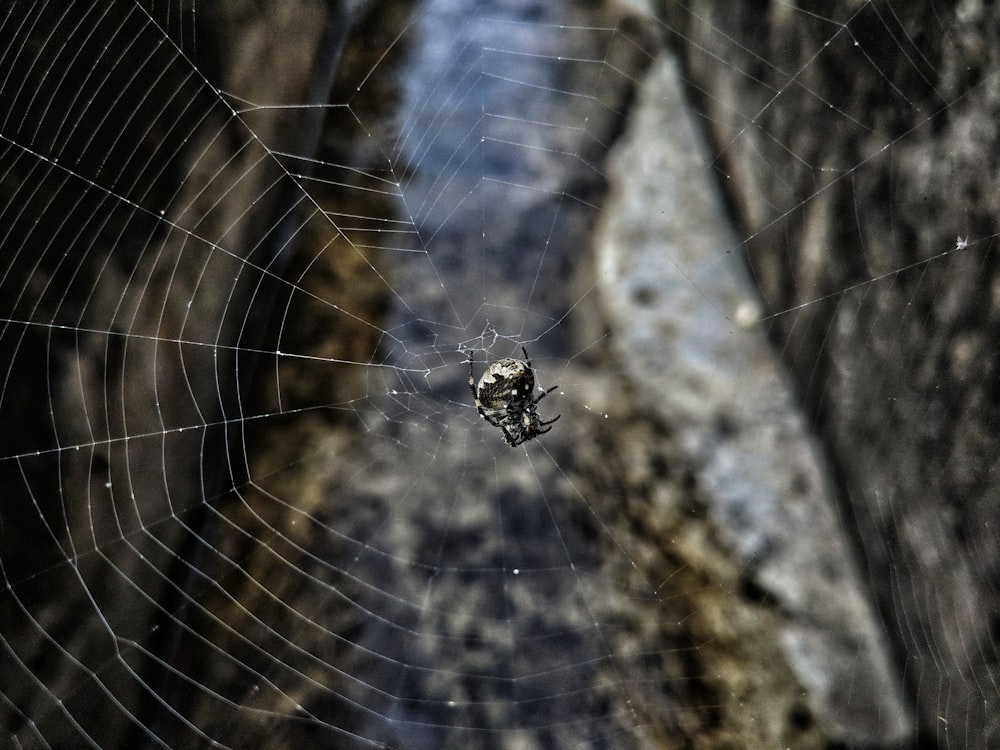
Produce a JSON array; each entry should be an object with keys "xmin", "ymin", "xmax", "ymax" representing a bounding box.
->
[
  {"xmin": 530, "ymin": 379, "xmax": 560, "ymax": 430},
  {"xmin": 466, "ymin": 351, "xmax": 478, "ymax": 399},
  {"xmin": 522, "ymin": 347, "xmax": 559, "ymax": 404},
  {"xmin": 533, "ymin": 383, "xmax": 558, "ymax": 404}
]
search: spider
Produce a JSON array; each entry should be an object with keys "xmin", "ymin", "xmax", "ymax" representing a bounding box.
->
[{"xmin": 467, "ymin": 346, "xmax": 561, "ymax": 447}]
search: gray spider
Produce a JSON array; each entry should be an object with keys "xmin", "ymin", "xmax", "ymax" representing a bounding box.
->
[{"xmin": 467, "ymin": 346, "xmax": 560, "ymax": 447}]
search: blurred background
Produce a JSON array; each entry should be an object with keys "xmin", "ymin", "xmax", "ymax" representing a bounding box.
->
[{"xmin": 1, "ymin": 2, "xmax": 997, "ymax": 748}]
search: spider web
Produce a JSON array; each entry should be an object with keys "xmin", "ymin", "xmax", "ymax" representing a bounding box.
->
[{"xmin": 1, "ymin": 1, "xmax": 997, "ymax": 748}]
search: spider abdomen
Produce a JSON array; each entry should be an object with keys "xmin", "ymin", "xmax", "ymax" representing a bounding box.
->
[
  {"xmin": 475, "ymin": 358, "xmax": 535, "ymax": 411},
  {"xmin": 466, "ymin": 347, "xmax": 560, "ymax": 447}
]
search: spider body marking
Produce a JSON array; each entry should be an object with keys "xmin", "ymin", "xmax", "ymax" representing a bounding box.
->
[{"xmin": 467, "ymin": 346, "xmax": 560, "ymax": 447}]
